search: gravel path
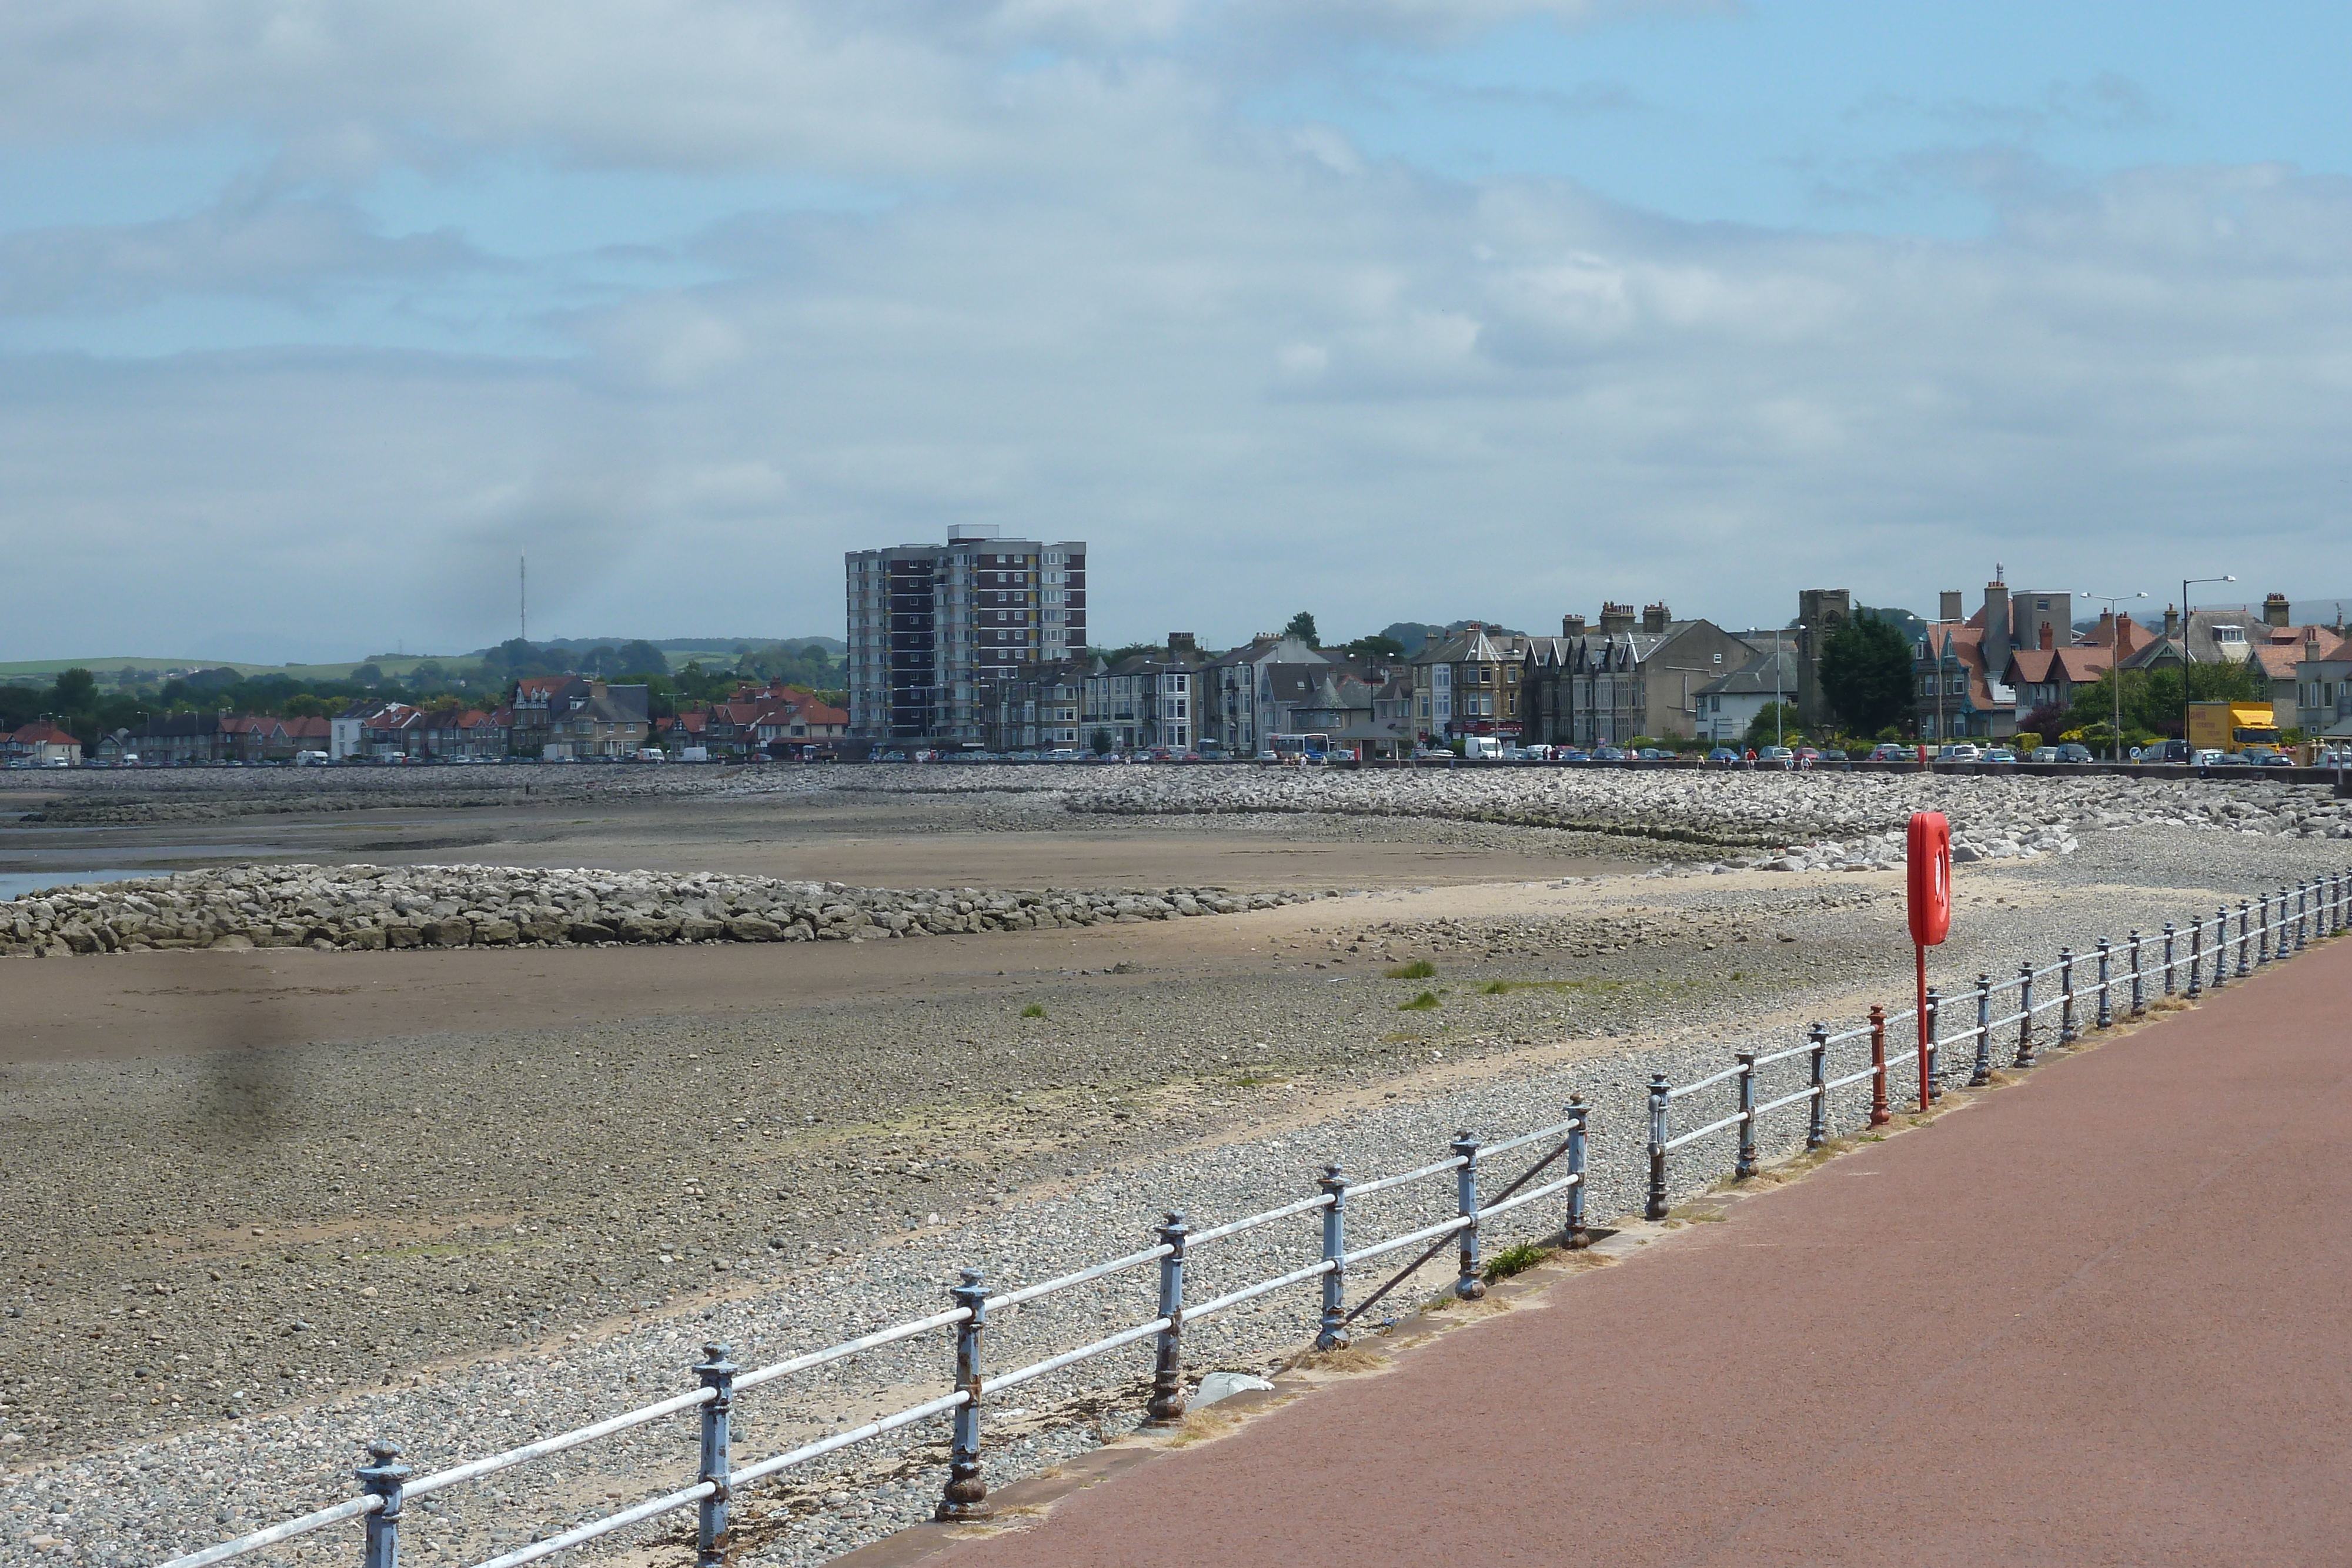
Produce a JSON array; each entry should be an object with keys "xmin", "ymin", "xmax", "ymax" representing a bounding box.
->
[{"xmin": 6, "ymin": 801, "xmax": 2345, "ymax": 1568}]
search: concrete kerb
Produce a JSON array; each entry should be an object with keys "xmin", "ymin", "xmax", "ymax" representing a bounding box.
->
[{"xmin": 811, "ymin": 961, "xmax": 2311, "ymax": 1568}]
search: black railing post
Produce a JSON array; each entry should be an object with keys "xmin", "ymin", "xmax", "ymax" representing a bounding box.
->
[
  {"xmin": 2016, "ymin": 962, "xmax": 2036, "ymax": 1068},
  {"xmin": 1805, "ymin": 1024, "xmax": 1829, "ymax": 1148},
  {"xmin": 1645, "ymin": 1074, "xmax": 1671, "ymax": 1220},
  {"xmin": 1145, "ymin": 1213, "xmax": 1188, "ymax": 1426},
  {"xmin": 357, "ymin": 1442, "xmax": 407, "ymax": 1568},
  {"xmin": 937, "ymin": 1271, "xmax": 991, "ymax": 1521},
  {"xmin": 1452, "ymin": 1135, "xmax": 1486, "ymax": 1300},
  {"xmin": 693, "ymin": 1343, "xmax": 737, "ymax": 1568},
  {"xmin": 2059, "ymin": 948, "xmax": 2077, "ymax": 1044},
  {"xmin": 1565, "ymin": 1096, "xmax": 1591, "ymax": 1248}
]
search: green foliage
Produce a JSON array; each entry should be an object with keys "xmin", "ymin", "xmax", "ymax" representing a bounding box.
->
[
  {"xmin": 2064, "ymin": 660, "xmax": 2263, "ymax": 740},
  {"xmin": 2013, "ymin": 731, "xmax": 2043, "ymax": 753},
  {"xmin": 1383, "ymin": 959, "xmax": 1436, "ymax": 979},
  {"xmin": 1088, "ymin": 727, "xmax": 1114, "ymax": 755},
  {"xmin": 1019, "ymin": 1003, "xmax": 1047, "ymax": 1019},
  {"xmin": 50, "ymin": 667, "xmax": 97, "ymax": 712},
  {"xmin": 1482, "ymin": 1242, "xmax": 1548, "ymax": 1283},
  {"xmin": 1399, "ymin": 991, "xmax": 1441, "ymax": 1011},
  {"xmin": 1818, "ymin": 612, "xmax": 1914, "ymax": 734},
  {"xmin": 1282, "ymin": 610, "xmax": 1319, "ymax": 645},
  {"xmin": 1342, "ymin": 633, "xmax": 1406, "ymax": 660},
  {"xmin": 1743, "ymin": 703, "xmax": 1799, "ymax": 748}
]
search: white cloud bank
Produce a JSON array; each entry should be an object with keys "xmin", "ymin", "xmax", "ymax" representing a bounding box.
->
[{"xmin": 2, "ymin": 2, "xmax": 2347, "ymax": 658}]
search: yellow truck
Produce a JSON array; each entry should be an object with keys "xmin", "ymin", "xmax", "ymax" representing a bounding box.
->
[{"xmin": 2187, "ymin": 701, "xmax": 2284, "ymax": 755}]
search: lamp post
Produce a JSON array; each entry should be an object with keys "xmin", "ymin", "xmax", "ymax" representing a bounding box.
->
[
  {"xmin": 2181, "ymin": 573, "xmax": 2236, "ymax": 749},
  {"xmin": 1774, "ymin": 624, "xmax": 1806, "ymax": 751},
  {"xmin": 2081, "ymin": 590, "xmax": 2149, "ymax": 760}
]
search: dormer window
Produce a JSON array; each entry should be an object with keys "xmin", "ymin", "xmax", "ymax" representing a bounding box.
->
[{"xmin": 2212, "ymin": 625, "xmax": 2246, "ymax": 644}]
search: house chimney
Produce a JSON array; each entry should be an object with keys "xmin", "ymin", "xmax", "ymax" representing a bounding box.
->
[
  {"xmin": 2264, "ymin": 592, "xmax": 2291, "ymax": 628},
  {"xmin": 1561, "ymin": 614, "xmax": 1588, "ymax": 637},
  {"xmin": 1982, "ymin": 580, "xmax": 2011, "ymax": 674},
  {"xmin": 1598, "ymin": 601, "xmax": 1635, "ymax": 635},
  {"xmin": 2040, "ymin": 623, "xmax": 2053, "ymax": 650},
  {"xmin": 2116, "ymin": 614, "xmax": 2137, "ymax": 658},
  {"xmin": 2164, "ymin": 604, "xmax": 2180, "ymax": 639},
  {"xmin": 1167, "ymin": 631, "xmax": 1197, "ymax": 653},
  {"xmin": 1642, "ymin": 602, "xmax": 1669, "ymax": 633},
  {"xmin": 1939, "ymin": 590, "xmax": 1964, "ymax": 623}
]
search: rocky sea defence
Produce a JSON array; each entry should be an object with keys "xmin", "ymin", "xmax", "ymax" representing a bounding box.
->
[{"xmin": 0, "ymin": 864, "xmax": 1327, "ymax": 957}]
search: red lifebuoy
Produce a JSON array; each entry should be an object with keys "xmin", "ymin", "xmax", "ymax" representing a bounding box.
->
[{"xmin": 1907, "ymin": 811, "xmax": 1952, "ymax": 947}]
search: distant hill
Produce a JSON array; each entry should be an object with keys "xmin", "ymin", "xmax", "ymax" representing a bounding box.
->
[{"xmin": 461, "ymin": 635, "xmax": 844, "ymax": 657}]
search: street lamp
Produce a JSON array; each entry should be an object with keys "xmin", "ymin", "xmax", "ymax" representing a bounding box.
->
[
  {"xmin": 2081, "ymin": 590, "xmax": 2150, "ymax": 760},
  {"xmin": 2180, "ymin": 573, "xmax": 2237, "ymax": 748},
  {"xmin": 1774, "ymin": 624, "xmax": 1805, "ymax": 751}
]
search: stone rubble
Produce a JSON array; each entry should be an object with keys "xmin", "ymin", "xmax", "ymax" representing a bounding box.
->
[
  {"xmin": 761, "ymin": 764, "xmax": 2352, "ymax": 861},
  {"xmin": 0, "ymin": 865, "xmax": 1327, "ymax": 958}
]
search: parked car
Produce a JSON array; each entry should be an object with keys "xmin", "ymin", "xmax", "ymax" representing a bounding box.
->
[
  {"xmin": 2148, "ymin": 739, "xmax": 2194, "ymax": 763},
  {"xmin": 2240, "ymin": 746, "xmax": 2294, "ymax": 766},
  {"xmin": 2193, "ymin": 748, "xmax": 2227, "ymax": 765},
  {"xmin": 1982, "ymin": 747, "xmax": 2018, "ymax": 764},
  {"xmin": 1636, "ymin": 747, "xmax": 1670, "ymax": 761},
  {"xmin": 1707, "ymin": 747, "xmax": 1740, "ymax": 764},
  {"xmin": 1594, "ymin": 745, "xmax": 1627, "ymax": 761},
  {"xmin": 2028, "ymin": 746, "xmax": 2059, "ymax": 762},
  {"xmin": 1937, "ymin": 743, "xmax": 1982, "ymax": 762},
  {"xmin": 1866, "ymin": 742, "xmax": 1911, "ymax": 762},
  {"xmin": 2054, "ymin": 743, "xmax": 2093, "ymax": 763},
  {"xmin": 1758, "ymin": 745, "xmax": 1795, "ymax": 768}
]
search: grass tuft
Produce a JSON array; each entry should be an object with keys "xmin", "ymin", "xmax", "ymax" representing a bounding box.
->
[
  {"xmin": 1399, "ymin": 991, "xmax": 1441, "ymax": 1011},
  {"xmin": 1019, "ymin": 1002, "xmax": 1047, "ymax": 1019},
  {"xmin": 1481, "ymin": 1241, "xmax": 1548, "ymax": 1282},
  {"xmin": 1383, "ymin": 959, "xmax": 1436, "ymax": 979}
]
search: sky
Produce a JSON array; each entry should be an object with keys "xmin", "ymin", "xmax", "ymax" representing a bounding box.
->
[{"xmin": 5, "ymin": 0, "xmax": 2351, "ymax": 661}]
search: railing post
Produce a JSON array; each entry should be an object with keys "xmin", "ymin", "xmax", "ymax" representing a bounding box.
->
[
  {"xmin": 1452, "ymin": 1135, "xmax": 1486, "ymax": 1300},
  {"xmin": 1970, "ymin": 973, "xmax": 1993, "ymax": 1087},
  {"xmin": 2163, "ymin": 921, "xmax": 2177, "ymax": 998},
  {"xmin": 1868, "ymin": 1007, "xmax": 1890, "ymax": 1126},
  {"xmin": 2129, "ymin": 930, "xmax": 2144, "ymax": 1014},
  {"xmin": 1735, "ymin": 1050, "xmax": 1760, "ymax": 1175},
  {"xmin": 1315, "ymin": 1165, "xmax": 1350, "ymax": 1350},
  {"xmin": 1645, "ymin": 1074, "xmax": 1671, "ymax": 1221},
  {"xmin": 1924, "ymin": 989, "xmax": 1942, "ymax": 1102},
  {"xmin": 937, "ymin": 1271, "xmax": 991, "ymax": 1521},
  {"xmin": 2187, "ymin": 914, "xmax": 2204, "ymax": 999},
  {"xmin": 2095, "ymin": 938, "xmax": 2113, "ymax": 1029},
  {"xmin": 2258, "ymin": 892, "xmax": 2273, "ymax": 966},
  {"xmin": 2015, "ymin": 962, "xmax": 2036, "ymax": 1068},
  {"xmin": 2297, "ymin": 881, "xmax": 2309, "ymax": 951},
  {"xmin": 1565, "ymin": 1096, "xmax": 1591, "ymax": 1248},
  {"xmin": 692, "ymin": 1343, "xmax": 737, "ymax": 1568},
  {"xmin": 357, "ymin": 1441, "xmax": 407, "ymax": 1568},
  {"xmin": 1144, "ymin": 1212, "xmax": 1189, "ymax": 1426},
  {"xmin": 2237, "ymin": 900, "xmax": 2253, "ymax": 978},
  {"xmin": 1805, "ymin": 1023, "xmax": 1829, "ymax": 1148},
  {"xmin": 2214, "ymin": 904, "xmax": 2231, "ymax": 989},
  {"xmin": 2058, "ymin": 947, "xmax": 2077, "ymax": 1044}
]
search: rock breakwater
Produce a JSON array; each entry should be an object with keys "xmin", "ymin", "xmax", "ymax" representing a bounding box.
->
[{"xmin": 0, "ymin": 864, "xmax": 1327, "ymax": 957}]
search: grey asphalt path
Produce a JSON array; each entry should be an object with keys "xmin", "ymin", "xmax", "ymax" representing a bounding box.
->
[{"xmin": 917, "ymin": 933, "xmax": 2352, "ymax": 1566}]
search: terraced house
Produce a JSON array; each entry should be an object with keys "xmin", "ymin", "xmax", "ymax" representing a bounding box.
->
[
  {"xmin": 1413, "ymin": 623, "xmax": 1531, "ymax": 741},
  {"xmin": 1521, "ymin": 604, "xmax": 1753, "ymax": 746}
]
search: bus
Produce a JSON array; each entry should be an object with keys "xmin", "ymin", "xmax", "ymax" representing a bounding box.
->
[{"xmin": 1266, "ymin": 732, "xmax": 1331, "ymax": 764}]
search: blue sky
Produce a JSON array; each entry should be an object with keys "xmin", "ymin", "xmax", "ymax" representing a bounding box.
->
[{"xmin": 4, "ymin": 1, "xmax": 2348, "ymax": 660}]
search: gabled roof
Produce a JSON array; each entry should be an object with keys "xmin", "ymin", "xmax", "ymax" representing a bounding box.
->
[
  {"xmin": 11, "ymin": 722, "xmax": 78, "ymax": 745},
  {"xmin": 2004, "ymin": 646, "xmax": 2110, "ymax": 686},
  {"xmin": 1694, "ymin": 649, "xmax": 1798, "ymax": 698}
]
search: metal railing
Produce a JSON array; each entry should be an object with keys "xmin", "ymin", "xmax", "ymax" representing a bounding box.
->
[{"xmin": 157, "ymin": 867, "xmax": 2350, "ymax": 1568}]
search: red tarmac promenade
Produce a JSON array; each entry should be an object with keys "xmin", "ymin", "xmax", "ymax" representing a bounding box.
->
[{"xmin": 914, "ymin": 934, "xmax": 2352, "ymax": 1567}]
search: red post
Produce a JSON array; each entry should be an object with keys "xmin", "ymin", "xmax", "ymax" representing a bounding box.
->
[
  {"xmin": 1906, "ymin": 812, "xmax": 1952, "ymax": 1116},
  {"xmin": 1915, "ymin": 945, "xmax": 1932, "ymax": 1114},
  {"xmin": 1869, "ymin": 1004, "xmax": 1890, "ymax": 1126}
]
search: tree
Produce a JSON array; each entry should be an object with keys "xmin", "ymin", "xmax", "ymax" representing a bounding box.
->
[
  {"xmin": 614, "ymin": 640, "xmax": 669, "ymax": 677},
  {"xmin": 49, "ymin": 668, "xmax": 97, "ymax": 713},
  {"xmin": 1816, "ymin": 613, "xmax": 1912, "ymax": 735},
  {"xmin": 1283, "ymin": 611, "xmax": 1319, "ymax": 646},
  {"xmin": 1744, "ymin": 703, "xmax": 1799, "ymax": 748},
  {"xmin": 1088, "ymin": 727, "xmax": 1114, "ymax": 756},
  {"xmin": 1343, "ymin": 633, "xmax": 1405, "ymax": 660},
  {"xmin": 351, "ymin": 663, "xmax": 385, "ymax": 687}
]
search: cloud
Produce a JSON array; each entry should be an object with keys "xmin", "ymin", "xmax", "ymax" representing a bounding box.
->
[
  {"xmin": 1, "ymin": 4, "xmax": 2348, "ymax": 661},
  {"xmin": 0, "ymin": 189, "xmax": 485, "ymax": 315}
]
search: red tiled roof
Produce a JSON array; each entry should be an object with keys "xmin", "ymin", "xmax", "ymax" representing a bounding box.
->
[{"xmin": 12, "ymin": 723, "xmax": 79, "ymax": 745}]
